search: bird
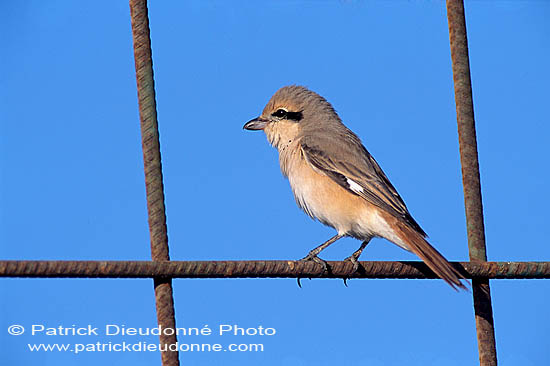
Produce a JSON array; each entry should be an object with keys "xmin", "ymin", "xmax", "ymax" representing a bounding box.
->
[{"xmin": 243, "ymin": 85, "xmax": 466, "ymax": 290}]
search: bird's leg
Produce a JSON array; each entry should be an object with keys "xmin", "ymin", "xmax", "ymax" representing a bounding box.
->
[
  {"xmin": 296, "ymin": 234, "xmax": 343, "ymax": 287},
  {"xmin": 342, "ymin": 238, "xmax": 372, "ymax": 287},
  {"xmin": 344, "ymin": 237, "xmax": 372, "ymax": 273},
  {"xmin": 299, "ymin": 234, "xmax": 343, "ymax": 273}
]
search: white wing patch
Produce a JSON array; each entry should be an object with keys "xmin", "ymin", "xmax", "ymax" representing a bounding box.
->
[{"xmin": 346, "ymin": 178, "xmax": 363, "ymax": 193}]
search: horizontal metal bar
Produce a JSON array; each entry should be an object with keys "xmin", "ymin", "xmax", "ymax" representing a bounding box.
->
[{"xmin": 0, "ymin": 260, "xmax": 549, "ymax": 279}]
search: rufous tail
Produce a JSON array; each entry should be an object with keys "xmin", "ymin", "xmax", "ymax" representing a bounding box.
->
[{"xmin": 393, "ymin": 218, "xmax": 468, "ymax": 291}]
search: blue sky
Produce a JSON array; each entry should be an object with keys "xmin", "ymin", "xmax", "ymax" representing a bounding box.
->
[{"xmin": 1, "ymin": 1, "xmax": 549, "ymax": 365}]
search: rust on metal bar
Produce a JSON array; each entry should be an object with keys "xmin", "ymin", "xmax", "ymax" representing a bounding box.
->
[
  {"xmin": 446, "ymin": 1, "xmax": 497, "ymax": 365},
  {"xmin": 129, "ymin": 1, "xmax": 179, "ymax": 365},
  {"xmin": 1, "ymin": 260, "xmax": 550, "ymax": 279}
]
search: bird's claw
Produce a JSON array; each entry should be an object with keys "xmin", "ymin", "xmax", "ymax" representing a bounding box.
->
[
  {"xmin": 344, "ymin": 255, "xmax": 361, "ymax": 273},
  {"xmin": 295, "ymin": 253, "xmax": 329, "ymax": 288},
  {"xmin": 300, "ymin": 253, "xmax": 329, "ymax": 274},
  {"xmin": 296, "ymin": 276, "xmax": 313, "ymax": 288},
  {"xmin": 341, "ymin": 255, "xmax": 362, "ymax": 286}
]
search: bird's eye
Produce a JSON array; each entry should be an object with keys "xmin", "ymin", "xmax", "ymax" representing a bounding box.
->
[{"xmin": 272, "ymin": 109, "xmax": 287, "ymax": 118}]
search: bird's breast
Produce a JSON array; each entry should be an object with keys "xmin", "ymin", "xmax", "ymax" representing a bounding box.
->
[{"xmin": 280, "ymin": 145, "xmax": 371, "ymax": 236}]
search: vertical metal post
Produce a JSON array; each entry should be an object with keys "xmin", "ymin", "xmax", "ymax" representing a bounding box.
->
[
  {"xmin": 129, "ymin": 1, "xmax": 180, "ymax": 365},
  {"xmin": 446, "ymin": 1, "xmax": 497, "ymax": 365}
]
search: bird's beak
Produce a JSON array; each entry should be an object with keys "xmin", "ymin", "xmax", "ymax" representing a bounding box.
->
[{"xmin": 243, "ymin": 117, "xmax": 269, "ymax": 131}]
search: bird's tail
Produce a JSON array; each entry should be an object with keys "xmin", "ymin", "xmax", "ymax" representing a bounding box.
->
[{"xmin": 393, "ymin": 218, "xmax": 468, "ymax": 291}]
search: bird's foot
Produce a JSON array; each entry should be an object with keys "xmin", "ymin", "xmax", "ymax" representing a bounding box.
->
[
  {"xmin": 343, "ymin": 253, "xmax": 361, "ymax": 287},
  {"xmin": 296, "ymin": 254, "xmax": 329, "ymax": 288},
  {"xmin": 300, "ymin": 252, "xmax": 330, "ymax": 273},
  {"xmin": 344, "ymin": 254, "xmax": 362, "ymax": 273}
]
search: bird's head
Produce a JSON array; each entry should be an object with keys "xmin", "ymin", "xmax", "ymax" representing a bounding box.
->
[{"xmin": 243, "ymin": 85, "xmax": 342, "ymax": 150}]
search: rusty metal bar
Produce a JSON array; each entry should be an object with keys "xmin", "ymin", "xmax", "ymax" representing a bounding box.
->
[
  {"xmin": 129, "ymin": 1, "xmax": 179, "ymax": 365},
  {"xmin": 1, "ymin": 260, "xmax": 550, "ymax": 279},
  {"xmin": 446, "ymin": 1, "xmax": 497, "ymax": 365}
]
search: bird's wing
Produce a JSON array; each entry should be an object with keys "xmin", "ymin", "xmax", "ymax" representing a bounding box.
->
[{"xmin": 300, "ymin": 134, "xmax": 426, "ymax": 236}]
